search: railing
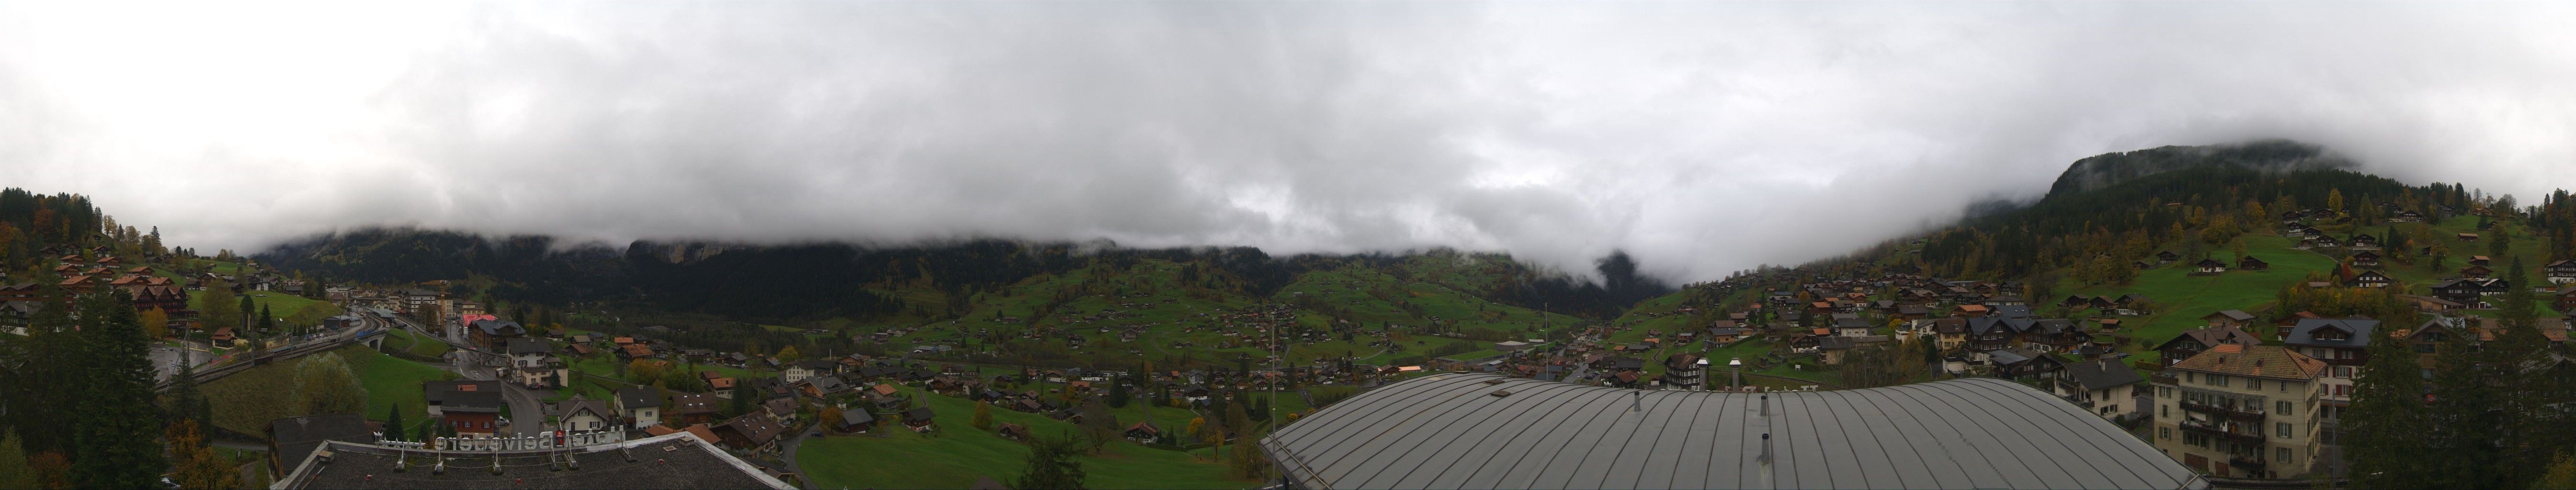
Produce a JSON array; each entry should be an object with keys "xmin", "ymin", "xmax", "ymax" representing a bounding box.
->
[
  {"xmin": 2153, "ymin": 373, "xmax": 2179, "ymax": 385},
  {"xmin": 2229, "ymin": 455, "xmax": 2269, "ymax": 468},
  {"xmin": 2180, "ymin": 420, "xmax": 2268, "ymax": 445},
  {"xmin": 2181, "ymin": 400, "xmax": 2267, "ymax": 422}
]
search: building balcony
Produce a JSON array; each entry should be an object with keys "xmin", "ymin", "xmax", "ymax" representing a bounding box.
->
[
  {"xmin": 2228, "ymin": 455, "xmax": 2268, "ymax": 468},
  {"xmin": 2180, "ymin": 400, "xmax": 2267, "ymax": 422},
  {"xmin": 2153, "ymin": 373, "xmax": 2179, "ymax": 386},
  {"xmin": 2180, "ymin": 420, "xmax": 2268, "ymax": 445}
]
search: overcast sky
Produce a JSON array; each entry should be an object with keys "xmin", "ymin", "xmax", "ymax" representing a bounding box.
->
[{"xmin": 3, "ymin": 2, "xmax": 2573, "ymax": 282}]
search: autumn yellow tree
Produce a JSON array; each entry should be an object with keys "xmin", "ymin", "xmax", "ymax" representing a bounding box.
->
[
  {"xmin": 628, "ymin": 359, "xmax": 665, "ymax": 384},
  {"xmin": 166, "ymin": 420, "xmax": 238, "ymax": 490},
  {"xmin": 138, "ymin": 308, "xmax": 168, "ymax": 340}
]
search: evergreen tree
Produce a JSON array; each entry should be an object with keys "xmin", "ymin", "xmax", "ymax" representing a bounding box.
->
[
  {"xmin": 68, "ymin": 292, "xmax": 164, "ymax": 488},
  {"xmin": 2346, "ymin": 314, "xmax": 2432, "ymax": 489},
  {"xmin": 1013, "ymin": 430, "xmax": 1088, "ymax": 490},
  {"xmin": 2425, "ymin": 332, "xmax": 2503, "ymax": 489},
  {"xmin": 237, "ymin": 295, "xmax": 254, "ymax": 334},
  {"xmin": 1107, "ymin": 376, "xmax": 1131, "ymax": 408},
  {"xmin": 2, "ymin": 292, "xmax": 76, "ymax": 457},
  {"xmin": 165, "ymin": 357, "xmax": 210, "ymax": 430},
  {"xmin": 729, "ymin": 375, "xmax": 757, "ymax": 417},
  {"xmin": 385, "ymin": 405, "xmax": 407, "ymax": 443}
]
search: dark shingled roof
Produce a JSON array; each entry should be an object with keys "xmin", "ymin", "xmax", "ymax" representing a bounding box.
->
[
  {"xmin": 1262, "ymin": 373, "xmax": 2206, "ymax": 490},
  {"xmin": 2060, "ymin": 359, "xmax": 2146, "ymax": 392},
  {"xmin": 2286, "ymin": 318, "xmax": 2379, "ymax": 349},
  {"xmin": 279, "ymin": 433, "xmax": 792, "ymax": 489},
  {"xmin": 270, "ymin": 412, "xmax": 376, "ymax": 472},
  {"xmin": 443, "ymin": 391, "xmax": 504, "ymax": 413},
  {"xmin": 506, "ymin": 337, "xmax": 552, "ymax": 355}
]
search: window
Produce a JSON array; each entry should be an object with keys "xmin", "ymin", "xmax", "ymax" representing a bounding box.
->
[
  {"xmin": 2210, "ymin": 375, "xmax": 2230, "ymax": 387},
  {"xmin": 2160, "ymin": 427, "xmax": 2172, "ymax": 440},
  {"xmin": 2161, "ymin": 405, "xmax": 2169, "ymax": 419},
  {"xmin": 2248, "ymin": 379, "xmax": 2263, "ymax": 390},
  {"xmin": 2279, "ymin": 447, "xmax": 2292, "ymax": 463},
  {"xmin": 2277, "ymin": 422, "xmax": 2292, "ymax": 438},
  {"xmin": 2277, "ymin": 401, "xmax": 2292, "ymax": 416},
  {"xmin": 2187, "ymin": 372, "xmax": 2197, "ymax": 383}
]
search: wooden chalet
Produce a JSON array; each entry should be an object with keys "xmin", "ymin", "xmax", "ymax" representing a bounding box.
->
[{"xmin": 2236, "ymin": 256, "xmax": 2269, "ymax": 271}]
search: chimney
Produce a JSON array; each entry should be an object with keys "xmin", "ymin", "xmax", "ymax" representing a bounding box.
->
[
  {"xmin": 1760, "ymin": 433, "xmax": 1773, "ymax": 464},
  {"xmin": 1630, "ymin": 391, "xmax": 1643, "ymax": 412}
]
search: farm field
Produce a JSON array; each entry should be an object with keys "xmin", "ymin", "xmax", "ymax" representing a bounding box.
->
[
  {"xmin": 202, "ymin": 345, "xmax": 453, "ymax": 435},
  {"xmin": 795, "ymin": 390, "xmax": 1247, "ymax": 490}
]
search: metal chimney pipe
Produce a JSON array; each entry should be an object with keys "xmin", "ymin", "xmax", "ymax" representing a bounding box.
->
[
  {"xmin": 1631, "ymin": 391, "xmax": 1642, "ymax": 412},
  {"xmin": 1760, "ymin": 433, "xmax": 1773, "ymax": 464}
]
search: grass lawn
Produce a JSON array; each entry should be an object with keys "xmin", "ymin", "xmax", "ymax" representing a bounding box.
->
[
  {"xmin": 347, "ymin": 346, "xmax": 455, "ymax": 425},
  {"xmin": 1437, "ymin": 349, "xmax": 1505, "ymax": 362},
  {"xmin": 797, "ymin": 390, "xmax": 1247, "ymax": 490},
  {"xmin": 382, "ymin": 328, "xmax": 452, "ymax": 358},
  {"xmin": 204, "ymin": 345, "xmax": 453, "ymax": 435},
  {"xmin": 2070, "ymin": 234, "xmax": 2338, "ymax": 355}
]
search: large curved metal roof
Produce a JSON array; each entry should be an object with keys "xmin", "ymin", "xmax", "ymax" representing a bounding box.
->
[{"xmin": 1260, "ymin": 373, "xmax": 2204, "ymax": 490}]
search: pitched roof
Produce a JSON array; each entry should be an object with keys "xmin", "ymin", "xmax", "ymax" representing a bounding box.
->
[
  {"xmin": 443, "ymin": 390, "xmax": 504, "ymax": 412},
  {"xmin": 1260, "ymin": 373, "xmax": 2204, "ymax": 490},
  {"xmin": 615, "ymin": 386, "xmax": 658, "ymax": 411},
  {"xmin": 2169, "ymin": 344, "xmax": 2325, "ymax": 381},
  {"xmin": 2061, "ymin": 359, "xmax": 2146, "ymax": 391},
  {"xmin": 506, "ymin": 337, "xmax": 553, "ymax": 355},
  {"xmin": 674, "ymin": 393, "xmax": 722, "ymax": 415},
  {"xmin": 2286, "ymin": 318, "xmax": 2380, "ymax": 348},
  {"xmin": 554, "ymin": 397, "xmax": 612, "ymax": 422}
]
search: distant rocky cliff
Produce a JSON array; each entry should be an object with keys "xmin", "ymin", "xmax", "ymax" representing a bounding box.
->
[{"xmin": 2043, "ymin": 139, "xmax": 2356, "ymax": 200}]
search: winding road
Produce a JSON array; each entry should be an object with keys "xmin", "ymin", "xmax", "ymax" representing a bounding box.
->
[{"xmin": 397, "ymin": 314, "xmax": 550, "ymax": 437}]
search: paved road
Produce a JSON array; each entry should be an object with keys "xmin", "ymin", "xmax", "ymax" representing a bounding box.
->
[
  {"xmin": 444, "ymin": 349, "xmax": 549, "ymax": 437},
  {"xmin": 777, "ymin": 430, "xmax": 817, "ymax": 487},
  {"xmin": 407, "ymin": 313, "xmax": 549, "ymax": 438}
]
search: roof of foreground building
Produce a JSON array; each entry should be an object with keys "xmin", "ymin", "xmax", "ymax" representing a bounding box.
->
[{"xmin": 1260, "ymin": 373, "xmax": 2204, "ymax": 490}]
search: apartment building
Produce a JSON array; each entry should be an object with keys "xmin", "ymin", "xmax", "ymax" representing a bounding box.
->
[{"xmin": 2151, "ymin": 344, "xmax": 2326, "ymax": 479}]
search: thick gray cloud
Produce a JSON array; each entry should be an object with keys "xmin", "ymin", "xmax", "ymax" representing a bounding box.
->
[{"xmin": 2, "ymin": 2, "xmax": 2574, "ymax": 282}]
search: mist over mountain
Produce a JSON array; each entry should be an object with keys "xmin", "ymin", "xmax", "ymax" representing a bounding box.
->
[
  {"xmin": 7, "ymin": 3, "xmax": 2576, "ymax": 283},
  {"xmin": 2043, "ymin": 140, "xmax": 2358, "ymax": 198}
]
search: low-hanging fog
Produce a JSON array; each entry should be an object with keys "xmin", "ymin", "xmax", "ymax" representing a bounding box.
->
[{"xmin": 3, "ymin": 2, "xmax": 2574, "ymax": 282}]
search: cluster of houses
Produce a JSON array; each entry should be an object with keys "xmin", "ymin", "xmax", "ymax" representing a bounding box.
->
[{"xmin": 0, "ymin": 246, "xmax": 308, "ymax": 340}]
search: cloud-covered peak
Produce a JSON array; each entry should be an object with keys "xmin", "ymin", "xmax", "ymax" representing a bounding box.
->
[{"xmin": 3, "ymin": 2, "xmax": 2574, "ymax": 282}]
